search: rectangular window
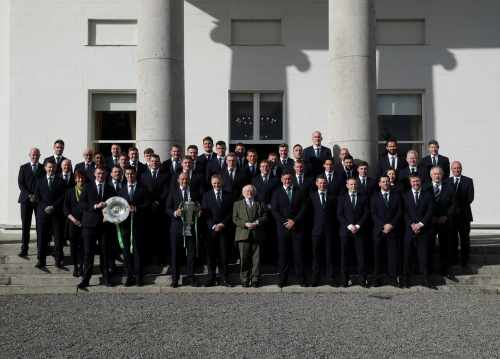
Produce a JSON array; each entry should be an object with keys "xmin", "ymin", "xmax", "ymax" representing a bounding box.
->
[
  {"xmin": 230, "ymin": 92, "xmax": 284, "ymax": 144},
  {"xmin": 231, "ymin": 19, "xmax": 282, "ymax": 46},
  {"xmin": 88, "ymin": 19, "xmax": 137, "ymax": 46},
  {"xmin": 377, "ymin": 93, "xmax": 424, "ymax": 155},
  {"xmin": 91, "ymin": 93, "xmax": 136, "ymax": 154},
  {"xmin": 376, "ymin": 19, "xmax": 425, "ymax": 45}
]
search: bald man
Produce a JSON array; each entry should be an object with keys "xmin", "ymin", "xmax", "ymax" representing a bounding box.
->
[
  {"xmin": 303, "ymin": 131, "xmax": 333, "ymax": 176},
  {"xmin": 18, "ymin": 148, "xmax": 45, "ymax": 257}
]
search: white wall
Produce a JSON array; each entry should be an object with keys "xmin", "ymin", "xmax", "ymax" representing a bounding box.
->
[{"xmin": 2, "ymin": 0, "xmax": 500, "ymax": 225}]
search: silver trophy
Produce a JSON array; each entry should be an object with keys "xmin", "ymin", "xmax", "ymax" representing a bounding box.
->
[
  {"xmin": 103, "ymin": 196, "xmax": 130, "ymax": 224},
  {"xmin": 180, "ymin": 200, "xmax": 200, "ymax": 236}
]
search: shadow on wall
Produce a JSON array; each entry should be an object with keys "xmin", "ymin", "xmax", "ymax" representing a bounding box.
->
[{"xmin": 187, "ymin": 0, "xmax": 329, "ymax": 145}]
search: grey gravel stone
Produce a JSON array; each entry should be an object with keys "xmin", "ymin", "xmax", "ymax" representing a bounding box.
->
[{"xmin": 1, "ymin": 291, "xmax": 499, "ymax": 358}]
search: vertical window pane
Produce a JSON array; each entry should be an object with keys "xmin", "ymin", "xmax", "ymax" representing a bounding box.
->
[
  {"xmin": 378, "ymin": 115, "xmax": 422, "ymax": 142},
  {"xmin": 230, "ymin": 93, "xmax": 254, "ymax": 140},
  {"xmin": 95, "ymin": 111, "xmax": 136, "ymax": 141},
  {"xmin": 259, "ymin": 93, "xmax": 283, "ymax": 140}
]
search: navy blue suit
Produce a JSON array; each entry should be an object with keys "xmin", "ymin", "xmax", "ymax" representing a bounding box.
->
[
  {"xmin": 337, "ymin": 192, "xmax": 369, "ymax": 279},
  {"xmin": 399, "ymin": 165, "xmax": 425, "ymax": 191},
  {"xmin": 74, "ymin": 162, "xmax": 96, "ymax": 182},
  {"xmin": 303, "ymin": 145, "xmax": 332, "ymax": 176},
  {"xmin": 420, "ymin": 154, "xmax": 450, "ymax": 181},
  {"xmin": 252, "ymin": 175, "xmax": 279, "ymax": 206},
  {"xmin": 376, "ymin": 154, "xmax": 408, "ymax": 178},
  {"xmin": 370, "ymin": 191, "xmax": 403, "ymax": 278}
]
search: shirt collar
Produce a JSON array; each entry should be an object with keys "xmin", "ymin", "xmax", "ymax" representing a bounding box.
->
[{"xmin": 95, "ymin": 180, "xmax": 103, "ymax": 186}]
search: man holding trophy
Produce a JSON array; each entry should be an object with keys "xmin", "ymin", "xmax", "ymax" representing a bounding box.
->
[{"xmin": 166, "ymin": 172, "xmax": 201, "ymax": 288}]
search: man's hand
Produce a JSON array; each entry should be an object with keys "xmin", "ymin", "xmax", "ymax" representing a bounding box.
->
[
  {"xmin": 28, "ymin": 194, "xmax": 36, "ymax": 203},
  {"xmin": 44, "ymin": 206, "xmax": 54, "ymax": 214},
  {"xmin": 383, "ymin": 223, "xmax": 394, "ymax": 234},
  {"xmin": 95, "ymin": 202, "xmax": 107, "ymax": 210},
  {"xmin": 284, "ymin": 219, "xmax": 295, "ymax": 230},
  {"xmin": 129, "ymin": 205, "xmax": 136, "ymax": 213},
  {"xmin": 174, "ymin": 208, "xmax": 182, "ymax": 217},
  {"xmin": 245, "ymin": 222, "xmax": 257, "ymax": 229},
  {"xmin": 214, "ymin": 223, "xmax": 225, "ymax": 232},
  {"xmin": 438, "ymin": 216, "xmax": 448, "ymax": 224}
]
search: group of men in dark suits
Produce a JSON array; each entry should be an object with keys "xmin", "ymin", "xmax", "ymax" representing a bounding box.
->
[{"xmin": 17, "ymin": 133, "xmax": 474, "ymax": 289}]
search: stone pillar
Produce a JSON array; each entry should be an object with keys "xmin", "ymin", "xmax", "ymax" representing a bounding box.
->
[
  {"xmin": 137, "ymin": 0, "xmax": 184, "ymax": 158},
  {"xmin": 328, "ymin": 0, "xmax": 377, "ymax": 166}
]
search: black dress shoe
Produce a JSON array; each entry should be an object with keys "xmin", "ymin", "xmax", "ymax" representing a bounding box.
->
[
  {"xmin": 342, "ymin": 278, "xmax": 349, "ymax": 288},
  {"xmin": 205, "ymin": 279, "xmax": 216, "ymax": 287},
  {"xmin": 242, "ymin": 282, "xmax": 250, "ymax": 288},
  {"xmin": 219, "ymin": 279, "xmax": 232, "ymax": 287},
  {"xmin": 251, "ymin": 281, "xmax": 259, "ymax": 288},
  {"xmin": 55, "ymin": 262, "xmax": 65, "ymax": 270},
  {"xmin": 18, "ymin": 251, "xmax": 28, "ymax": 258},
  {"xmin": 72, "ymin": 267, "xmax": 80, "ymax": 278},
  {"xmin": 125, "ymin": 277, "xmax": 135, "ymax": 287},
  {"xmin": 136, "ymin": 278, "xmax": 144, "ymax": 287},
  {"xmin": 170, "ymin": 279, "xmax": 179, "ymax": 288},
  {"xmin": 77, "ymin": 280, "xmax": 89, "ymax": 289},
  {"xmin": 278, "ymin": 280, "xmax": 287, "ymax": 288},
  {"xmin": 34, "ymin": 261, "xmax": 45, "ymax": 269},
  {"xmin": 299, "ymin": 281, "xmax": 308, "ymax": 287}
]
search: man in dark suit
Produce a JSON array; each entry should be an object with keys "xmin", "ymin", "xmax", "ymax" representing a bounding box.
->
[
  {"xmin": 43, "ymin": 139, "xmax": 67, "ymax": 174},
  {"xmin": 202, "ymin": 174, "xmax": 233, "ymax": 286},
  {"xmin": 420, "ymin": 140, "xmax": 450, "ymax": 182},
  {"xmin": 105, "ymin": 143, "xmax": 122, "ymax": 171},
  {"xmin": 337, "ymin": 178, "xmax": 370, "ymax": 287},
  {"xmin": 402, "ymin": 175, "xmax": 434, "ymax": 288},
  {"xmin": 399, "ymin": 150, "xmax": 425, "ymax": 191},
  {"xmin": 303, "ymin": 131, "xmax": 333, "ymax": 176},
  {"xmin": 425, "ymin": 166, "xmax": 456, "ymax": 277},
  {"xmin": 166, "ymin": 173, "xmax": 202, "ymax": 287},
  {"xmin": 243, "ymin": 148, "xmax": 260, "ymax": 180},
  {"xmin": 77, "ymin": 167, "xmax": 115, "ymax": 289},
  {"xmin": 128, "ymin": 147, "xmax": 148, "ymax": 178},
  {"xmin": 447, "ymin": 161, "xmax": 474, "ymax": 269},
  {"xmin": 233, "ymin": 185, "xmax": 268, "ymax": 287},
  {"xmin": 253, "ymin": 160, "xmax": 279, "ymax": 207},
  {"xmin": 292, "ymin": 160, "xmax": 313, "ymax": 195},
  {"xmin": 234, "ymin": 142, "xmax": 247, "ymax": 169},
  {"xmin": 320, "ymin": 159, "xmax": 343, "ymax": 197},
  {"xmin": 267, "ymin": 152, "xmax": 280, "ymax": 178},
  {"xmin": 170, "ymin": 157, "xmax": 205, "ymax": 198},
  {"xmin": 376, "ymin": 138, "xmax": 408, "ymax": 177},
  {"xmin": 309, "ymin": 175, "xmax": 337, "ymax": 286},
  {"xmin": 140, "ymin": 154, "xmax": 170, "ymax": 265},
  {"xmin": 74, "ymin": 149, "xmax": 96, "ymax": 182},
  {"xmin": 356, "ymin": 161, "xmax": 377, "ymax": 197},
  {"xmin": 118, "ymin": 166, "xmax": 151, "ymax": 286},
  {"xmin": 34, "ymin": 161, "xmax": 66, "ymax": 269},
  {"xmin": 370, "ymin": 175, "xmax": 403, "ymax": 286},
  {"xmin": 277, "ymin": 143, "xmax": 294, "ymax": 177},
  {"xmin": 197, "ymin": 137, "xmax": 217, "ymax": 185},
  {"xmin": 271, "ymin": 170, "xmax": 308, "ymax": 287},
  {"xmin": 18, "ymin": 148, "xmax": 44, "ymax": 257},
  {"xmin": 143, "ymin": 148, "xmax": 154, "ymax": 168},
  {"xmin": 186, "ymin": 145, "xmax": 204, "ymax": 177},
  {"xmin": 59, "ymin": 159, "xmax": 75, "ymax": 189},
  {"xmin": 338, "ymin": 156, "xmax": 357, "ymax": 186},
  {"xmin": 205, "ymin": 140, "xmax": 227, "ymax": 184},
  {"xmin": 220, "ymin": 153, "xmax": 248, "ymax": 201}
]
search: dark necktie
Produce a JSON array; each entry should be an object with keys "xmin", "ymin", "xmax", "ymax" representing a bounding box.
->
[
  {"xmin": 351, "ymin": 193, "xmax": 356, "ymax": 207},
  {"xmin": 219, "ymin": 158, "xmax": 223, "ymax": 168},
  {"xmin": 64, "ymin": 174, "xmax": 68, "ymax": 184},
  {"xmin": 282, "ymin": 159, "xmax": 287, "ymax": 167},
  {"xmin": 327, "ymin": 173, "xmax": 332, "ymax": 184},
  {"xmin": 361, "ymin": 178, "xmax": 366, "ymax": 187},
  {"xmin": 113, "ymin": 181, "xmax": 119, "ymax": 192},
  {"xmin": 390, "ymin": 156, "xmax": 396, "ymax": 169},
  {"xmin": 32, "ymin": 164, "xmax": 37, "ymax": 173},
  {"xmin": 315, "ymin": 148, "xmax": 320, "ymax": 158},
  {"xmin": 414, "ymin": 191, "xmax": 420, "ymax": 205},
  {"xmin": 298, "ymin": 175, "xmax": 303, "ymax": 186},
  {"xmin": 128, "ymin": 184, "xmax": 135, "ymax": 199},
  {"xmin": 229, "ymin": 169, "xmax": 234, "ymax": 180},
  {"xmin": 411, "ymin": 167, "xmax": 416, "ymax": 175},
  {"xmin": 113, "ymin": 157, "xmax": 118, "ymax": 165},
  {"xmin": 250, "ymin": 165, "xmax": 254, "ymax": 176},
  {"xmin": 98, "ymin": 183, "xmax": 103, "ymax": 200},
  {"xmin": 183, "ymin": 189, "xmax": 188, "ymax": 202},
  {"xmin": 152, "ymin": 170, "xmax": 157, "ymax": 181},
  {"xmin": 320, "ymin": 192, "xmax": 326, "ymax": 208},
  {"xmin": 55, "ymin": 156, "xmax": 61, "ymax": 165},
  {"xmin": 216, "ymin": 191, "xmax": 222, "ymax": 206},
  {"xmin": 286, "ymin": 187, "xmax": 292, "ymax": 202},
  {"xmin": 432, "ymin": 156, "xmax": 437, "ymax": 166},
  {"xmin": 434, "ymin": 184, "xmax": 441, "ymax": 199},
  {"xmin": 262, "ymin": 176, "xmax": 267, "ymax": 184},
  {"xmin": 383, "ymin": 192, "xmax": 389, "ymax": 207},
  {"xmin": 48, "ymin": 177, "xmax": 53, "ymax": 190},
  {"xmin": 454, "ymin": 177, "xmax": 459, "ymax": 191}
]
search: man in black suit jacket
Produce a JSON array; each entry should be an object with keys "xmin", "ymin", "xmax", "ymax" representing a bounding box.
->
[
  {"xmin": 34, "ymin": 161, "xmax": 66, "ymax": 268},
  {"xmin": 166, "ymin": 173, "xmax": 202, "ymax": 287},
  {"xmin": 376, "ymin": 139, "xmax": 408, "ymax": 177},
  {"xmin": 43, "ymin": 139, "xmax": 68, "ymax": 174},
  {"xmin": 320, "ymin": 159, "xmax": 343, "ymax": 197},
  {"xmin": 169, "ymin": 157, "xmax": 205, "ymax": 198},
  {"xmin": 309, "ymin": 175, "xmax": 338, "ymax": 286},
  {"xmin": 337, "ymin": 178, "xmax": 370, "ymax": 287},
  {"xmin": 140, "ymin": 154, "xmax": 169, "ymax": 265},
  {"xmin": 402, "ymin": 175, "xmax": 434, "ymax": 287},
  {"xmin": 356, "ymin": 161, "xmax": 377, "ymax": 198},
  {"xmin": 234, "ymin": 142, "xmax": 247, "ymax": 169},
  {"xmin": 127, "ymin": 147, "xmax": 148, "ymax": 178},
  {"xmin": 59, "ymin": 159, "xmax": 75, "ymax": 190},
  {"xmin": 243, "ymin": 148, "xmax": 260, "ymax": 180},
  {"xmin": 447, "ymin": 161, "xmax": 474, "ymax": 268},
  {"xmin": 74, "ymin": 149, "xmax": 96, "ymax": 182},
  {"xmin": 252, "ymin": 160, "xmax": 279, "ymax": 207},
  {"xmin": 271, "ymin": 171, "xmax": 308, "ymax": 287},
  {"xmin": 399, "ymin": 150, "xmax": 425, "ymax": 191},
  {"xmin": 205, "ymin": 140, "xmax": 227, "ymax": 184},
  {"xmin": 370, "ymin": 176, "xmax": 403, "ymax": 286},
  {"xmin": 424, "ymin": 166, "xmax": 456, "ymax": 276},
  {"xmin": 201, "ymin": 174, "xmax": 233, "ymax": 286},
  {"xmin": 18, "ymin": 148, "xmax": 44, "ymax": 257},
  {"xmin": 105, "ymin": 144, "xmax": 122, "ymax": 171},
  {"xmin": 303, "ymin": 131, "xmax": 333, "ymax": 176},
  {"xmin": 197, "ymin": 140, "xmax": 217, "ymax": 183},
  {"xmin": 420, "ymin": 140, "xmax": 450, "ymax": 182},
  {"xmin": 337, "ymin": 156, "xmax": 358, "ymax": 187},
  {"xmin": 220, "ymin": 153, "xmax": 248, "ymax": 201},
  {"xmin": 118, "ymin": 167, "xmax": 151, "ymax": 286},
  {"xmin": 277, "ymin": 143, "xmax": 294, "ymax": 177},
  {"xmin": 77, "ymin": 167, "xmax": 115, "ymax": 289},
  {"xmin": 186, "ymin": 145, "xmax": 205, "ymax": 177},
  {"xmin": 292, "ymin": 160, "xmax": 314, "ymax": 195}
]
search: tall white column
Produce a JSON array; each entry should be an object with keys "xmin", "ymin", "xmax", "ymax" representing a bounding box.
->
[
  {"xmin": 328, "ymin": 0, "xmax": 377, "ymax": 165},
  {"xmin": 137, "ymin": 0, "xmax": 184, "ymax": 158}
]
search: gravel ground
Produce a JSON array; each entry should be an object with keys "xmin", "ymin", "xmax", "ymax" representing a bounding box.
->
[{"xmin": 1, "ymin": 292, "xmax": 499, "ymax": 359}]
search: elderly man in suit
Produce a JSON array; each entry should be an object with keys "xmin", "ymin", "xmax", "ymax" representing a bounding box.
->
[
  {"xmin": 233, "ymin": 184, "xmax": 268, "ymax": 287},
  {"xmin": 399, "ymin": 150, "xmax": 425, "ymax": 191},
  {"xmin": 74, "ymin": 149, "xmax": 96, "ymax": 182},
  {"xmin": 18, "ymin": 147, "xmax": 44, "ymax": 257},
  {"xmin": 447, "ymin": 161, "xmax": 474, "ymax": 269},
  {"xmin": 303, "ymin": 131, "xmax": 333, "ymax": 176}
]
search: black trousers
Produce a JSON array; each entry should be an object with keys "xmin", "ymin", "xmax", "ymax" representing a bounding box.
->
[
  {"xmin": 311, "ymin": 233, "xmax": 334, "ymax": 280},
  {"xmin": 238, "ymin": 240, "xmax": 260, "ymax": 284},
  {"xmin": 277, "ymin": 228, "xmax": 304, "ymax": 281},
  {"xmin": 146, "ymin": 207, "xmax": 169, "ymax": 265},
  {"xmin": 403, "ymin": 232, "xmax": 429, "ymax": 277},
  {"xmin": 20, "ymin": 201, "xmax": 37, "ymax": 253},
  {"xmin": 206, "ymin": 229, "xmax": 228, "ymax": 280},
  {"xmin": 340, "ymin": 234, "xmax": 365, "ymax": 278},
  {"xmin": 82, "ymin": 225, "xmax": 111, "ymax": 284},
  {"xmin": 68, "ymin": 222, "xmax": 83, "ymax": 269},
  {"xmin": 36, "ymin": 211, "xmax": 64, "ymax": 264},
  {"xmin": 121, "ymin": 224, "xmax": 144, "ymax": 281},
  {"xmin": 170, "ymin": 234, "xmax": 196, "ymax": 281},
  {"xmin": 450, "ymin": 216, "xmax": 471, "ymax": 266},
  {"xmin": 432, "ymin": 221, "xmax": 452, "ymax": 273},
  {"xmin": 373, "ymin": 232, "xmax": 398, "ymax": 278}
]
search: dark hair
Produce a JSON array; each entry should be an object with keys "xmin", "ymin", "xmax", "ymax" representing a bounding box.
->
[
  {"xmin": 357, "ymin": 161, "xmax": 369, "ymax": 167},
  {"xmin": 428, "ymin": 139, "xmax": 440, "ymax": 147},
  {"xmin": 385, "ymin": 138, "xmax": 398, "ymax": 146},
  {"xmin": 247, "ymin": 148, "xmax": 257, "ymax": 155},
  {"xmin": 74, "ymin": 170, "xmax": 86, "ymax": 181},
  {"xmin": 294, "ymin": 159, "xmax": 304, "ymax": 165},
  {"xmin": 187, "ymin": 144, "xmax": 198, "ymax": 151},
  {"xmin": 202, "ymin": 136, "xmax": 213, "ymax": 144},
  {"xmin": 111, "ymin": 165, "xmax": 122, "ymax": 172},
  {"xmin": 124, "ymin": 165, "xmax": 136, "ymax": 174},
  {"xmin": 293, "ymin": 144, "xmax": 303, "ymax": 150},
  {"xmin": 316, "ymin": 174, "xmax": 327, "ymax": 181},
  {"xmin": 53, "ymin": 139, "xmax": 65, "ymax": 146},
  {"xmin": 215, "ymin": 140, "xmax": 226, "ymax": 148},
  {"xmin": 150, "ymin": 154, "xmax": 160, "ymax": 161},
  {"xmin": 128, "ymin": 147, "xmax": 139, "ymax": 153},
  {"xmin": 143, "ymin": 148, "xmax": 154, "ymax": 155},
  {"xmin": 170, "ymin": 144, "xmax": 181, "ymax": 150},
  {"xmin": 259, "ymin": 159, "xmax": 270, "ymax": 166},
  {"xmin": 44, "ymin": 159, "xmax": 56, "ymax": 166},
  {"xmin": 235, "ymin": 142, "xmax": 245, "ymax": 148},
  {"xmin": 279, "ymin": 143, "xmax": 289, "ymax": 149},
  {"xmin": 281, "ymin": 169, "xmax": 294, "ymax": 177},
  {"xmin": 344, "ymin": 155, "xmax": 354, "ymax": 161},
  {"xmin": 378, "ymin": 175, "xmax": 389, "ymax": 182}
]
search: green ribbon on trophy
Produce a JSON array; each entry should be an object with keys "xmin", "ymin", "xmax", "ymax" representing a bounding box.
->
[{"xmin": 115, "ymin": 213, "xmax": 134, "ymax": 253}]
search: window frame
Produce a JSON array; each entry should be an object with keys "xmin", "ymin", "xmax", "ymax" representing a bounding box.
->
[
  {"xmin": 376, "ymin": 90, "xmax": 426, "ymax": 155},
  {"xmin": 228, "ymin": 90, "xmax": 286, "ymax": 145}
]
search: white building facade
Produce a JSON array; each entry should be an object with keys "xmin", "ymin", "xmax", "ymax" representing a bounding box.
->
[{"xmin": 1, "ymin": 0, "xmax": 500, "ymax": 227}]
